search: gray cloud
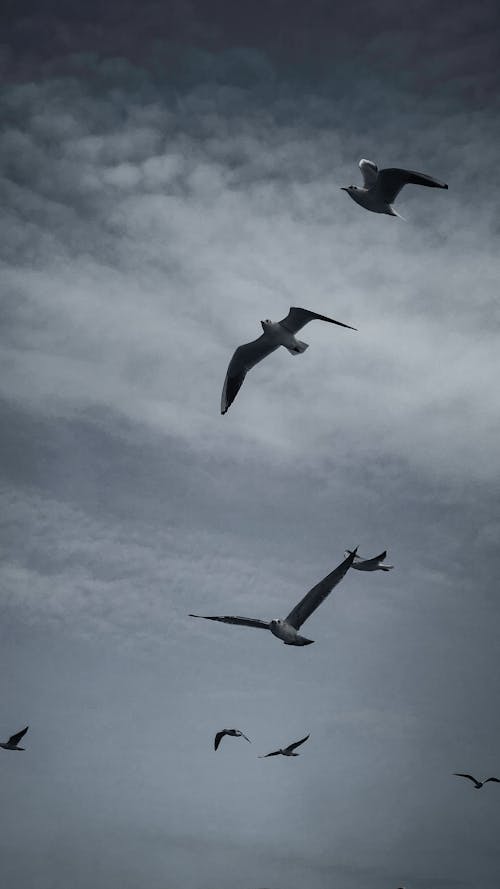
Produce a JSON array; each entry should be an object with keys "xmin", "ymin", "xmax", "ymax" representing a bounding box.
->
[{"xmin": 1, "ymin": 10, "xmax": 500, "ymax": 889}]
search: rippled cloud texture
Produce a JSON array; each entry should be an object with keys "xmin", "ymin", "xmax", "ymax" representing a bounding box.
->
[{"xmin": 1, "ymin": 2, "xmax": 500, "ymax": 888}]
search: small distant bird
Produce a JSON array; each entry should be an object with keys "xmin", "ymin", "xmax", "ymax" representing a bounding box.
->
[
  {"xmin": 214, "ymin": 729, "xmax": 251, "ymax": 750},
  {"xmin": 190, "ymin": 548, "xmax": 358, "ymax": 646},
  {"xmin": 453, "ymin": 773, "xmax": 500, "ymax": 789},
  {"xmin": 344, "ymin": 549, "xmax": 393, "ymax": 572},
  {"xmin": 221, "ymin": 306, "xmax": 356, "ymax": 414},
  {"xmin": 341, "ymin": 158, "xmax": 448, "ymax": 217},
  {"xmin": 259, "ymin": 734, "xmax": 309, "ymax": 758},
  {"xmin": 0, "ymin": 726, "xmax": 28, "ymax": 751}
]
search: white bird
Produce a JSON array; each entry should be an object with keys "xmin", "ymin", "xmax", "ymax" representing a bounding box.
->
[
  {"xmin": 259, "ymin": 734, "xmax": 309, "ymax": 758},
  {"xmin": 0, "ymin": 726, "xmax": 28, "ymax": 751},
  {"xmin": 454, "ymin": 772, "xmax": 500, "ymax": 789},
  {"xmin": 190, "ymin": 549, "xmax": 358, "ymax": 646},
  {"xmin": 341, "ymin": 158, "xmax": 448, "ymax": 217},
  {"xmin": 214, "ymin": 729, "xmax": 251, "ymax": 750},
  {"xmin": 344, "ymin": 549, "xmax": 393, "ymax": 572},
  {"xmin": 221, "ymin": 306, "xmax": 356, "ymax": 414}
]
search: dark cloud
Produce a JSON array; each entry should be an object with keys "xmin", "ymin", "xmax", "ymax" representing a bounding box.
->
[{"xmin": 1, "ymin": 3, "xmax": 500, "ymax": 888}]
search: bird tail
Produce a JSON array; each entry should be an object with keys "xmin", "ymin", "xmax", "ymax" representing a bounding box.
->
[
  {"xmin": 285, "ymin": 340, "xmax": 308, "ymax": 355},
  {"xmin": 389, "ymin": 206, "xmax": 406, "ymax": 221}
]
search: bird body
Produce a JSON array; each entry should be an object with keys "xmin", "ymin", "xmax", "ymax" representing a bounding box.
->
[
  {"xmin": 221, "ymin": 307, "xmax": 356, "ymax": 414},
  {"xmin": 344, "ymin": 549, "xmax": 393, "ymax": 572},
  {"xmin": 190, "ymin": 548, "xmax": 358, "ymax": 646},
  {"xmin": 0, "ymin": 726, "xmax": 28, "ymax": 751},
  {"xmin": 341, "ymin": 158, "xmax": 448, "ymax": 217},
  {"xmin": 259, "ymin": 734, "xmax": 310, "ymax": 758},
  {"xmin": 214, "ymin": 728, "xmax": 251, "ymax": 750},
  {"xmin": 454, "ymin": 772, "xmax": 500, "ymax": 789}
]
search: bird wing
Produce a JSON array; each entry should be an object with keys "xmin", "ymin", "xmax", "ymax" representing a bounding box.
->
[
  {"xmin": 484, "ymin": 777, "xmax": 500, "ymax": 784},
  {"xmin": 376, "ymin": 168, "xmax": 448, "ymax": 203},
  {"xmin": 453, "ymin": 773, "xmax": 479, "ymax": 785},
  {"xmin": 240, "ymin": 732, "xmax": 252, "ymax": 743},
  {"xmin": 279, "ymin": 307, "xmax": 356, "ymax": 335},
  {"xmin": 7, "ymin": 726, "xmax": 28, "ymax": 746},
  {"xmin": 189, "ymin": 613, "xmax": 271, "ymax": 630},
  {"xmin": 285, "ymin": 548, "xmax": 358, "ymax": 630},
  {"xmin": 221, "ymin": 334, "xmax": 279, "ymax": 414},
  {"xmin": 258, "ymin": 749, "xmax": 282, "ymax": 758},
  {"xmin": 214, "ymin": 731, "xmax": 227, "ymax": 751},
  {"xmin": 285, "ymin": 734, "xmax": 310, "ymax": 753},
  {"xmin": 359, "ymin": 158, "xmax": 378, "ymax": 187}
]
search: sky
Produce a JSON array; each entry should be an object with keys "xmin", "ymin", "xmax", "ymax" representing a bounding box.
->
[{"xmin": 1, "ymin": 2, "xmax": 500, "ymax": 887}]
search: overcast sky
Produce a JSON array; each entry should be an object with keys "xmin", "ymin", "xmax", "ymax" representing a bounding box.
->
[{"xmin": 1, "ymin": 2, "xmax": 500, "ymax": 888}]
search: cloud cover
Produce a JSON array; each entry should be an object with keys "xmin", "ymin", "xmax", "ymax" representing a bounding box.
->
[{"xmin": 1, "ymin": 2, "xmax": 500, "ymax": 887}]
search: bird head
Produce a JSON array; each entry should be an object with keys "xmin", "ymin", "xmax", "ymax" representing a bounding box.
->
[
  {"xmin": 261, "ymin": 319, "xmax": 272, "ymax": 331},
  {"xmin": 340, "ymin": 185, "xmax": 357, "ymax": 194}
]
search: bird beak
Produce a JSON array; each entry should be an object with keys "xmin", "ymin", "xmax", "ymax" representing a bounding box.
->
[{"xmin": 340, "ymin": 187, "xmax": 348, "ymax": 192}]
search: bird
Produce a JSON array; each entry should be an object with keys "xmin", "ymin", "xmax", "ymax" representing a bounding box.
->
[
  {"xmin": 259, "ymin": 734, "xmax": 310, "ymax": 758},
  {"xmin": 453, "ymin": 773, "xmax": 500, "ymax": 789},
  {"xmin": 221, "ymin": 306, "xmax": 356, "ymax": 414},
  {"xmin": 214, "ymin": 728, "xmax": 251, "ymax": 750},
  {"xmin": 344, "ymin": 549, "xmax": 393, "ymax": 572},
  {"xmin": 341, "ymin": 158, "xmax": 448, "ymax": 217},
  {"xmin": 190, "ymin": 548, "xmax": 358, "ymax": 646},
  {"xmin": 0, "ymin": 726, "xmax": 28, "ymax": 751}
]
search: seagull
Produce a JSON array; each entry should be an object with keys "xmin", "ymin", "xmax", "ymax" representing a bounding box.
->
[
  {"xmin": 221, "ymin": 306, "xmax": 356, "ymax": 414},
  {"xmin": 214, "ymin": 729, "xmax": 251, "ymax": 750},
  {"xmin": 453, "ymin": 773, "xmax": 500, "ymax": 789},
  {"xmin": 0, "ymin": 726, "xmax": 28, "ymax": 751},
  {"xmin": 344, "ymin": 549, "xmax": 393, "ymax": 572},
  {"xmin": 190, "ymin": 548, "xmax": 358, "ymax": 646},
  {"xmin": 259, "ymin": 734, "xmax": 309, "ymax": 758},
  {"xmin": 341, "ymin": 158, "xmax": 448, "ymax": 217}
]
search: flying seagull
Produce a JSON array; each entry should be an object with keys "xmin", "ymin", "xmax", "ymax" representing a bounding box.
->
[
  {"xmin": 259, "ymin": 734, "xmax": 310, "ymax": 758},
  {"xmin": 221, "ymin": 306, "xmax": 356, "ymax": 414},
  {"xmin": 341, "ymin": 158, "xmax": 448, "ymax": 217},
  {"xmin": 453, "ymin": 773, "xmax": 500, "ymax": 789},
  {"xmin": 0, "ymin": 726, "xmax": 28, "ymax": 751},
  {"xmin": 214, "ymin": 729, "xmax": 251, "ymax": 750},
  {"xmin": 190, "ymin": 548, "xmax": 358, "ymax": 646},
  {"xmin": 344, "ymin": 549, "xmax": 393, "ymax": 572}
]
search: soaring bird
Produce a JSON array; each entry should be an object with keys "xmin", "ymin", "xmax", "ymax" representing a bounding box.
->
[
  {"xmin": 341, "ymin": 158, "xmax": 448, "ymax": 217},
  {"xmin": 453, "ymin": 773, "xmax": 500, "ymax": 789},
  {"xmin": 190, "ymin": 548, "xmax": 357, "ymax": 646},
  {"xmin": 259, "ymin": 734, "xmax": 309, "ymax": 758},
  {"xmin": 221, "ymin": 306, "xmax": 356, "ymax": 414},
  {"xmin": 0, "ymin": 726, "xmax": 28, "ymax": 751},
  {"xmin": 214, "ymin": 729, "xmax": 251, "ymax": 750},
  {"xmin": 344, "ymin": 549, "xmax": 393, "ymax": 572}
]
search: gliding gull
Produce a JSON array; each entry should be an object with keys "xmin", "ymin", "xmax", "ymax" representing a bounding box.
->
[
  {"xmin": 259, "ymin": 734, "xmax": 309, "ymax": 758},
  {"xmin": 221, "ymin": 306, "xmax": 356, "ymax": 414},
  {"xmin": 190, "ymin": 548, "xmax": 358, "ymax": 646},
  {"xmin": 214, "ymin": 729, "xmax": 251, "ymax": 750},
  {"xmin": 341, "ymin": 158, "xmax": 448, "ymax": 217},
  {"xmin": 453, "ymin": 773, "xmax": 500, "ymax": 789},
  {"xmin": 344, "ymin": 549, "xmax": 393, "ymax": 571}
]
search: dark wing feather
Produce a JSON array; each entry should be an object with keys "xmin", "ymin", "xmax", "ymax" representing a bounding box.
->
[
  {"xmin": 376, "ymin": 168, "xmax": 448, "ymax": 203},
  {"xmin": 285, "ymin": 549, "xmax": 357, "ymax": 630},
  {"xmin": 484, "ymin": 777, "xmax": 500, "ymax": 784},
  {"xmin": 221, "ymin": 335, "xmax": 279, "ymax": 414},
  {"xmin": 285, "ymin": 734, "xmax": 310, "ymax": 753},
  {"xmin": 453, "ymin": 773, "xmax": 480, "ymax": 784},
  {"xmin": 258, "ymin": 750, "xmax": 282, "ymax": 758},
  {"xmin": 279, "ymin": 307, "xmax": 356, "ymax": 335},
  {"xmin": 8, "ymin": 726, "xmax": 28, "ymax": 746},
  {"xmin": 354, "ymin": 550, "xmax": 388, "ymax": 568},
  {"xmin": 189, "ymin": 614, "xmax": 271, "ymax": 630},
  {"xmin": 214, "ymin": 731, "xmax": 227, "ymax": 750}
]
